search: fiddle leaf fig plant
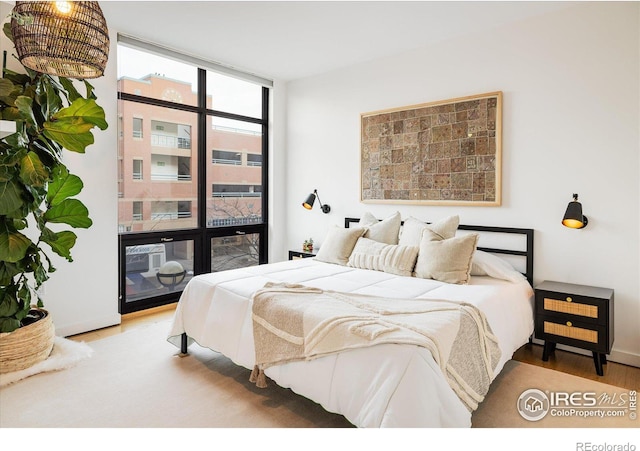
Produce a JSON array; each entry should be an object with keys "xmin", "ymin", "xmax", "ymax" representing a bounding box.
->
[{"xmin": 0, "ymin": 23, "xmax": 107, "ymax": 333}]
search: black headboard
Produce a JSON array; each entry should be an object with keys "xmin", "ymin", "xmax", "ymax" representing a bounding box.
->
[{"xmin": 344, "ymin": 217, "xmax": 534, "ymax": 285}]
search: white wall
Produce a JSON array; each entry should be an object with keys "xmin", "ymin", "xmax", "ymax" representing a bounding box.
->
[
  {"xmin": 1, "ymin": 3, "xmax": 120, "ymax": 336},
  {"xmin": 285, "ymin": 2, "xmax": 640, "ymax": 366}
]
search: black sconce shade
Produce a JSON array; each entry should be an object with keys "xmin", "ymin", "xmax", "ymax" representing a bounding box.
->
[
  {"xmin": 302, "ymin": 189, "xmax": 330, "ymax": 214},
  {"xmin": 562, "ymin": 193, "xmax": 588, "ymax": 229}
]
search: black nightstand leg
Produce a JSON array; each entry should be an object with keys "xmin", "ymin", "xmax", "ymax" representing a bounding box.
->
[
  {"xmin": 592, "ymin": 352, "xmax": 604, "ymax": 376},
  {"xmin": 542, "ymin": 341, "xmax": 555, "ymax": 361}
]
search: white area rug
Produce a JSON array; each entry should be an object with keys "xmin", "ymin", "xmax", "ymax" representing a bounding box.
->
[
  {"xmin": 0, "ymin": 319, "xmax": 636, "ymax": 431},
  {"xmin": 0, "ymin": 336, "xmax": 93, "ymax": 387}
]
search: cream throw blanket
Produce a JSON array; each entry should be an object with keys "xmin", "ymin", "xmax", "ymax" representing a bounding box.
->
[{"xmin": 250, "ymin": 282, "xmax": 501, "ymax": 411}]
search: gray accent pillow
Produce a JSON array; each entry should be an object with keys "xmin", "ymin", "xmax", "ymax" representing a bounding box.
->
[
  {"xmin": 398, "ymin": 215, "xmax": 459, "ymax": 247},
  {"xmin": 413, "ymin": 229, "xmax": 479, "ymax": 284},
  {"xmin": 315, "ymin": 226, "xmax": 368, "ymax": 266},
  {"xmin": 358, "ymin": 211, "xmax": 402, "ymax": 245}
]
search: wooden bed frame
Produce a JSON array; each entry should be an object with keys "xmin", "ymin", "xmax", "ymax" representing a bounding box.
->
[{"xmin": 344, "ymin": 217, "xmax": 535, "ymax": 285}]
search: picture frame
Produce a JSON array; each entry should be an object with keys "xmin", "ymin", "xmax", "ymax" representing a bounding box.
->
[{"xmin": 360, "ymin": 91, "xmax": 502, "ymax": 206}]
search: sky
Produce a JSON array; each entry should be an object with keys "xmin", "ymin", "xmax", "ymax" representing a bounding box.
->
[{"xmin": 117, "ymin": 44, "xmax": 263, "ymax": 132}]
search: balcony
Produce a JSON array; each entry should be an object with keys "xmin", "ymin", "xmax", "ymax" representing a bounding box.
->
[
  {"xmin": 151, "ymin": 173, "xmax": 192, "ymax": 181},
  {"xmin": 212, "ymin": 192, "xmax": 261, "ymax": 198}
]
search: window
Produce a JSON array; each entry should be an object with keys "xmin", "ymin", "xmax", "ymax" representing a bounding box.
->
[
  {"xmin": 117, "ymin": 36, "xmax": 271, "ymax": 314},
  {"xmin": 212, "ymin": 149, "xmax": 242, "ymax": 165},
  {"xmin": 132, "ymin": 201, "xmax": 143, "ymax": 221},
  {"xmin": 132, "ymin": 117, "xmax": 143, "ymax": 138},
  {"xmin": 132, "ymin": 159, "xmax": 143, "ymax": 180},
  {"xmin": 212, "ymin": 184, "xmax": 262, "ymax": 197},
  {"xmin": 247, "ymin": 154, "xmax": 262, "ymax": 167}
]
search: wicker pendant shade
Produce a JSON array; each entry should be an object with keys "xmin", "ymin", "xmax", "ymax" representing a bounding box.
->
[{"xmin": 10, "ymin": 1, "xmax": 110, "ymax": 79}]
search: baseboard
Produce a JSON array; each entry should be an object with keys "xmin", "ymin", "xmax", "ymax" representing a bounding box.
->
[
  {"xmin": 531, "ymin": 338, "xmax": 640, "ymax": 368},
  {"xmin": 55, "ymin": 313, "xmax": 122, "ymax": 338}
]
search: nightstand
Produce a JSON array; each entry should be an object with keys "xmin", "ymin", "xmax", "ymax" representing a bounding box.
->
[
  {"xmin": 288, "ymin": 249, "xmax": 317, "ymax": 260},
  {"xmin": 534, "ymin": 280, "xmax": 614, "ymax": 376}
]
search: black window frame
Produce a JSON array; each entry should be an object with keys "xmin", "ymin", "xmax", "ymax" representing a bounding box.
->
[{"xmin": 117, "ymin": 61, "xmax": 269, "ymax": 314}]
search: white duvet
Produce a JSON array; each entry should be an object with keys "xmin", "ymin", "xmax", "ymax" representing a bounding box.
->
[{"xmin": 167, "ymin": 258, "xmax": 534, "ymax": 428}]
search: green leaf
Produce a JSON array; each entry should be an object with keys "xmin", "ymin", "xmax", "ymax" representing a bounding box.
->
[
  {"xmin": 59, "ymin": 77, "xmax": 82, "ymax": 103},
  {"xmin": 0, "ymin": 229, "xmax": 32, "ymax": 263},
  {"xmin": 42, "ymin": 77, "xmax": 63, "ymax": 119},
  {"xmin": 0, "ymin": 166, "xmax": 13, "ymax": 182},
  {"xmin": 0, "ymin": 179, "xmax": 24, "ymax": 215},
  {"xmin": 43, "ymin": 198, "xmax": 92, "ymax": 228},
  {"xmin": 0, "ymin": 78, "xmax": 15, "ymax": 98},
  {"xmin": 42, "ymin": 230, "xmax": 77, "ymax": 262},
  {"xmin": 2, "ymin": 22, "xmax": 12, "ymax": 42},
  {"xmin": 19, "ymin": 151, "xmax": 49, "ymax": 187},
  {"xmin": 52, "ymin": 98, "xmax": 108, "ymax": 130},
  {"xmin": 0, "ymin": 289, "xmax": 20, "ymax": 318},
  {"xmin": 15, "ymin": 96, "xmax": 37, "ymax": 126},
  {"xmin": 1, "ymin": 106, "xmax": 21, "ymax": 121},
  {"xmin": 0, "ymin": 317, "xmax": 22, "ymax": 333},
  {"xmin": 42, "ymin": 118, "xmax": 95, "ymax": 153},
  {"xmin": 47, "ymin": 165, "xmax": 83, "ymax": 206},
  {"xmin": 0, "ymin": 261, "xmax": 21, "ymax": 285},
  {"xmin": 84, "ymin": 80, "xmax": 96, "ymax": 100}
]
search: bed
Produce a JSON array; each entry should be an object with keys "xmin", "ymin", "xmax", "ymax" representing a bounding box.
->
[{"xmin": 167, "ymin": 215, "xmax": 535, "ymax": 428}]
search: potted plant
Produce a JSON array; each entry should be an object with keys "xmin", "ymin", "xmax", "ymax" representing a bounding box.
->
[{"xmin": 0, "ymin": 22, "xmax": 107, "ymax": 373}]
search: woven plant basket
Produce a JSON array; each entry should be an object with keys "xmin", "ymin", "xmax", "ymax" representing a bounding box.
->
[{"xmin": 0, "ymin": 309, "xmax": 55, "ymax": 374}]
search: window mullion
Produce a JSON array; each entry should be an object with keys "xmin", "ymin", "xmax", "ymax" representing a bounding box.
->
[{"xmin": 197, "ymin": 68, "xmax": 209, "ymax": 273}]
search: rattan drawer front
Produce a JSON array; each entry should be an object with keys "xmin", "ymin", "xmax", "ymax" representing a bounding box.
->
[
  {"xmin": 543, "ymin": 298, "xmax": 598, "ymax": 318},
  {"xmin": 543, "ymin": 321, "xmax": 598, "ymax": 344}
]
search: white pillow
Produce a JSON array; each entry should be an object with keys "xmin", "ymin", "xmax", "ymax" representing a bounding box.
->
[
  {"xmin": 413, "ymin": 229, "xmax": 478, "ymax": 284},
  {"xmin": 347, "ymin": 237, "xmax": 419, "ymax": 277},
  {"xmin": 315, "ymin": 226, "xmax": 367, "ymax": 266},
  {"xmin": 398, "ymin": 215, "xmax": 459, "ymax": 247},
  {"xmin": 470, "ymin": 250, "xmax": 526, "ymax": 283},
  {"xmin": 358, "ymin": 211, "xmax": 402, "ymax": 245}
]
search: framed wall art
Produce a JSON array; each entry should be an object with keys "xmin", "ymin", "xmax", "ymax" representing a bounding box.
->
[{"xmin": 360, "ymin": 91, "xmax": 502, "ymax": 206}]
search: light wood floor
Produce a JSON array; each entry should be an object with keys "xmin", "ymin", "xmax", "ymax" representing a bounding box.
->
[{"xmin": 70, "ymin": 303, "xmax": 640, "ymax": 391}]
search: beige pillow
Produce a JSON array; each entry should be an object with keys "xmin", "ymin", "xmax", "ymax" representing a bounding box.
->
[
  {"xmin": 413, "ymin": 229, "xmax": 478, "ymax": 284},
  {"xmin": 398, "ymin": 215, "xmax": 459, "ymax": 247},
  {"xmin": 347, "ymin": 237, "xmax": 419, "ymax": 277},
  {"xmin": 358, "ymin": 211, "xmax": 402, "ymax": 245},
  {"xmin": 315, "ymin": 226, "xmax": 367, "ymax": 266}
]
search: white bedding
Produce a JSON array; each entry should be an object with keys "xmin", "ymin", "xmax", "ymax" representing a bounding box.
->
[{"xmin": 167, "ymin": 257, "xmax": 534, "ymax": 428}]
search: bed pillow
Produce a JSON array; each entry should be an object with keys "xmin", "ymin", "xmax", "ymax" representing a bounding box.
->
[
  {"xmin": 315, "ymin": 225, "xmax": 367, "ymax": 266},
  {"xmin": 470, "ymin": 250, "xmax": 526, "ymax": 283},
  {"xmin": 358, "ymin": 211, "xmax": 402, "ymax": 245},
  {"xmin": 347, "ymin": 237, "xmax": 419, "ymax": 277},
  {"xmin": 398, "ymin": 215, "xmax": 459, "ymax": 247},
  {"xmin": 413, "ymin": 229, "xmax": 478, "ymax": 284}
]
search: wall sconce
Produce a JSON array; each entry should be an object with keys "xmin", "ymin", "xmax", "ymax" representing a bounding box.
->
[
  {"xmin": 562, "ymin": 193, "xmax": 588, "ymax": 229},
  {"xmin": 302, "ymin": 189, "xmax": 330, "ymax": 214},
  {"xmin": 10, "ymin": 1, "xmax": 110, "ymax": 79}
]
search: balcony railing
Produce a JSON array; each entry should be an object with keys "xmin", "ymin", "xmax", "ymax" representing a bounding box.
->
[
  {"xmin": 150, "ymin": 211, "xmax": 192, "ymax": 220},
  {"xmin": 151, "ymin": 134, "xmax": 191, "ymax": 149},
  {"xmin": 212, "ymin": 158, "xmax": 241, "ymax": 165},
  {"xmin": 212, "ymin": 192, "xmax": 261, "ymax": 198},
  {"xmin": 150, "ymin": 173, "xmax": 192, "ymax": 181},
  {"xmin": 207, "ymin": 216, "xmax": 262, "ymax": 227}
]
